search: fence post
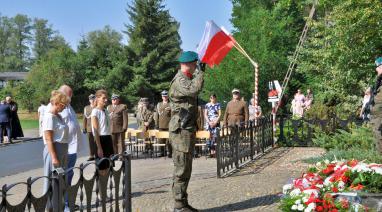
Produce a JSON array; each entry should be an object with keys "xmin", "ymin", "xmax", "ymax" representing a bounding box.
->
[
  {"xmin": 261, "ymin": 118, "xmax": 265, "ymax": 153},
  {"xmin": 124, "ymin": 153, "xmax": 132, "ymax": 212},
  {"xmin": 250, "ymin": 121, "xmax": 254, "ymax": 160},
  {"xmin": 235, "ymin": 126, "xmax": 239, "ymax": 169},
  {"xmin": 216, "ymin": 128, "xmax": 221, "ymax": 178},
  {"xmin": 51, "ymin": 168, "xmax": 64, "ymax": 212}
]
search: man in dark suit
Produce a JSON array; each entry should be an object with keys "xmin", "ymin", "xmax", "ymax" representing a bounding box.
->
[
  {"xmin": 107, "ymin": 94, "xmax": 128, "ymax": 154},
  {"xmin": 0, "ymin": 100, "xmax": 11, "ymax": 143}
]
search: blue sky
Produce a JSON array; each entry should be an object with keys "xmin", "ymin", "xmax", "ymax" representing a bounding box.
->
[{"xmin": 0, "ymin": 0, "xmax": 233, "ymax": 51}]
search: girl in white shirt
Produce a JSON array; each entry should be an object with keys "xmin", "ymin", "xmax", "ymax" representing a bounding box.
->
[{"xmin": 91, "ymin": 89, "xmax": 113, "ymax": 167}]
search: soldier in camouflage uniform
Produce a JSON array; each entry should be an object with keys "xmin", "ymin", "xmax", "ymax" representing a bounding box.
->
[{"xmin": 169, "ymin": 51, "xmax": 205, "ymax": 212}]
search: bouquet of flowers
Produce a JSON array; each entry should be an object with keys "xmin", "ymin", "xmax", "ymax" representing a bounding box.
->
[{"xmin": 280, "ymin": 159, "xmax": 382, "ymax": 211}]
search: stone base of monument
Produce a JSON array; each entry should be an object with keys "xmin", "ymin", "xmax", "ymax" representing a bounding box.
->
[{"xmin": 332, "ymin": 192, "xmax": 382, "ymax": 211}]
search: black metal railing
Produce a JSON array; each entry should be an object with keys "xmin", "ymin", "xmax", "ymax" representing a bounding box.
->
[
  {"xmin": 0, "ymin": 152, "xmax": 132, "ymax": 212},
  {"xmin": 216, "ymin": 115, "xmax": 274, "ymax": 178},
  {"xmin": 278, "ymin": 114, "xmax": 364, "ymax": 146}
]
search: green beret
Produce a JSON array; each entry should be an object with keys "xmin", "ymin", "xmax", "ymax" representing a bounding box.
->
[
  {"xmin": 178, "ymin": 51, "xmax": 199, "ymax": 63},
  {"xmin": 376, "ymin": 57, "xmax": 382, "ymax": 67}
]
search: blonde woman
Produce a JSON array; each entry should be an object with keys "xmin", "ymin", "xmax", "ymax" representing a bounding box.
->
[
  {"xmin": 42, "ymin": 90, "xmax": 70, "ymax": 193},
  {"xmin": 91, "ymin": 90, "xmax": 113, "ymax": 168}
]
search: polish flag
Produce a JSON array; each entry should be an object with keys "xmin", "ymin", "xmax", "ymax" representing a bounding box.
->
[{"xmin": 197, "ymin": 20, "xmax": 235, "ymax": 68}]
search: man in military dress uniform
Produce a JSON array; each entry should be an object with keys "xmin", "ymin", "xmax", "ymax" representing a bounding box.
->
[
  {"xmin": 136, "ymin": 98, "xmax": 155, "ymax": 131},
  {"xmin": 83, "ymin": 94, "xmax": 97, "ymax": 160},
  {"xmin": 107, "ymin": 94, "xmax": 128, "ymax": 154},
  {"xmin": 155, "ymin": 90, "xmax": 172, "ymax": 157},
  {"xmin": 169, "ymin": 51, "xmax": 205, "ymax": 212},
  {"xmin": 224, "ymin": 88, "xmax": 249, "ymax": 127}
]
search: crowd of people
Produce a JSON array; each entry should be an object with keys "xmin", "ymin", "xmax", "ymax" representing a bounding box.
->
[
  {"xmin": 0, "ymin": 95, "xmax": 23, "ymax": 143},
  {"xmin": 291, "ymin": 88, "xmax": 314, "ymax": 117}
]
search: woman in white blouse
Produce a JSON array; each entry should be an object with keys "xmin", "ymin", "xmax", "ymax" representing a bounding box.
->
[{"xmin": 42, "ymin": 90, "xmax": 70, "ymax": 193}]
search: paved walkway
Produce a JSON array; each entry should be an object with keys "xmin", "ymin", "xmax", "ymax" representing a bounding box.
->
[{"xmin": 0, "ymin": 147, "xmax": 324, "ymax": 211}]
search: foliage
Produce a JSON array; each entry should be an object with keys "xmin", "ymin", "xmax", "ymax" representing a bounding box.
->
[
  {"xmin": 297, "ymin": 0, "xmax": 382, "ymax": 108},
  {"xmin": 124, "ymin": 0, "xmax": 181, "ymax": 104},
  {"xmin": 313, "ymin": 126, "xmax": 375, "ymax": 151}
]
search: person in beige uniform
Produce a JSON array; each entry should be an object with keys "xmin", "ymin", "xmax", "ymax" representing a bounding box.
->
[
  {"xmin": 155, "ymin": 90, "xmax": 172, "ymax": 157},
  {"xmin": 136, "ymin": 98, "xmax": 155, "ymax": 131},
  {"xmin": 107, "ymin": 94, "xmax": 128, "ymax": 154},
  {"xmin": 224, "ymin": 89, "xmax": 249, "ymax": 127},
  {"xmin": 83, "ymin": 94, "xmax": 97, "ymax": 161}
]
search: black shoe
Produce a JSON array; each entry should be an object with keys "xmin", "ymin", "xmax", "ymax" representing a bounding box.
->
[{"xmin": 173, "ymin": 205, "xmax": 199, "ymax": 212}]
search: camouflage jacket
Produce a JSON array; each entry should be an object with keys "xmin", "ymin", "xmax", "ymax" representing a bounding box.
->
[{"xmin": 169, "ymin": 69, "xmax": 204, "ymax": 132}]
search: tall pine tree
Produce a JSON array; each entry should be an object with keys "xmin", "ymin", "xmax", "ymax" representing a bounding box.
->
[{"xmin": 124, "ymin": 0, "xmax": 181, "ymax": 104}]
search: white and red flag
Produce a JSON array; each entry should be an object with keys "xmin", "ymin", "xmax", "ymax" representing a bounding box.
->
[{"xmin": 197, "ymin": 20, "xmax": 235, "ymax": 68}]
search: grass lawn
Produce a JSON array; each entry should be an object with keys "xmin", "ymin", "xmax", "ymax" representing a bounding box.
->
[{"xmin": 20, "ymin": 119, "xmax": 39, "ymax": 130}]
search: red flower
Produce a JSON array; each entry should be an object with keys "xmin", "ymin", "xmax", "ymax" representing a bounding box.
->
[
  {"xmin": 331, "ymin": 209, "xmax": 338, "ymax": 212},
  {"xmin": 341, "ymin": 199, "xmax": 349, "ymax": 209},
  {"xmin": 322, "ymin": 164, "xmax": 335, "ymax": 175},
  {"xmin": 350, "ymin": 184, "xmax": 364, "ymax": 190},
  {"xmin": 332, "ymin": 187, "xmax": 339, "ymax": 192},
  {"xmin": 347, "ymin": 159, "xmax": 358, "ymax": 167},
  {"xmin": 316, "ymin": 206, "xmax": 324, "ymax": 211}
]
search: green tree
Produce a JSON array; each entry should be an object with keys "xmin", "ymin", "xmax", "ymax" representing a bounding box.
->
[
  {"xmin": 124, "ymin": 0, "xmax": 181, "ymax": 104},
  {"xmin": 0, "ymin": 15, "xmax": 13, "ymax": 70},
  {"xmin": 32, "ymin": 18, "xmax": 55, "ymax": 60},
  {"xmin": 297, "ymin": 0, "xmax": 382, "ymax": 111},
  {"xmin": 7, "ymin": 14, "xmax": 32, "ymax": 71}
]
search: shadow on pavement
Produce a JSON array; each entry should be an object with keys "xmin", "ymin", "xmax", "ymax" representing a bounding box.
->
[
  {"xmin": 228, "ymin": 147, "xmax": 292, "ymax": 178},
  {"xmin": 201, "ymin": 194, "xmax": 280, "ymax": 212}
]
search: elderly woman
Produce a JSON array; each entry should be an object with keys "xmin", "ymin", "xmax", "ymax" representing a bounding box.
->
[
  {"xmin": 248, "ymin": 98, "xmax": 262, "ymax": 124},
  {"xmin": 42, "ymin": 90, "xmax": 70, "ymax": 193}
]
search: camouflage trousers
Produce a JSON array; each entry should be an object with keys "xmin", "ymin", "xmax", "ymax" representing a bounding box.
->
[{"xmin": 170, "ymin": 129, "xmax": 195, "ymax": 208}]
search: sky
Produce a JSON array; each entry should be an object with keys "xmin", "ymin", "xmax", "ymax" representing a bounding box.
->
[{"xmin": 0, "ymin": 0, "xmax": 233, "ymax": 51}]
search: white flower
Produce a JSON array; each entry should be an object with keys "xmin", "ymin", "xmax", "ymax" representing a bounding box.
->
[
  {"xmin": 334, "ymin": 165, "xmax": 341, "ymax": 171},
  {"xmin": 316, "ymin": 184, "xmax": 323, "ymax": 188},
  {"xmin": 295, "ymin": 199, "xmax": 301, "ymax": 205},
  {"xmin": 338, "ymin": 181, "xmax": 345, "ymax": 191},
  {"xmin": 291, "ymin": 205, "xmax": 298, "ymax": 210},
  {"xmin": 371, "ymin": 167, "xmax": 382, "ymax": 175},
  {"xmin": 297, "ymin": 204, "xmax": 305, "ymax": 211},
  {"xmin": 283, "ymin": 184, "xmax": 293, "ymax": 194},
  {"xmin": 290, "ymin": 189, "xmax": 301, "ymax": 197},
  {"xmin": 304, "ymin": 203, "xmax": 316, "ymax": 212},
  {"xmin": 352, "ymin": 163, "xmax": 372, "ymax": 173},
  {"xmin": 324, "ymin": 177, "xmax": 333, "ymax": 186},
  {"xmin": 324, "ymin": 159, "xmax": 330, "ymax": 164},
  {"xmin": 302, "ymin": 196, "xmax": 309, "ymax": 203},
  {"xmin": 316, "ymin": 162, "xmax": 322, "ymax": 167}
]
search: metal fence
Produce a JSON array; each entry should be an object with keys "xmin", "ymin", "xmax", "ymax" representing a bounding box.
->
[
  {"xmin": 278, "ymin": 114, "xmax": 364, "ymax": 146},
  {"xmin": 216, "ymin": 115, "xmax": 274, "ymax": 178},
  {"xmin": 0, "ymin": 153, "xmax": 132, "ymax": 212}
]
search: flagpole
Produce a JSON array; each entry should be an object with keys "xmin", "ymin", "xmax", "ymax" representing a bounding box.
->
[{"xmin": 232, "ymin": 41, "xmax": 259, "ymax": 110}]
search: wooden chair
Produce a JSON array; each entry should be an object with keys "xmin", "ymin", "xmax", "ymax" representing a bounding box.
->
[
  {"xmin": 131, "ymin": 130, "xmax": 150, "ymax": 158},
  {"xmin": 195, "ymin": 130, "xmax": 210, "ymax": 157},
  {"xmin": 153, "ymin": 131, "xmax": 170, "ymax": 158}
]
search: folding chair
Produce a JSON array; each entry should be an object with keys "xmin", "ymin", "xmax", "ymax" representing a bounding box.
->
[
  {"xmin": 153, "ymin": 131, "xmax": 169, "ymax": 158},
  {"xmin": 195, "ymin": 130, "xmax": 210, "ymax": 158}
]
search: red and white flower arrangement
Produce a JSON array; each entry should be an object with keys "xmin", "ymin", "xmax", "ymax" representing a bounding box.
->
[{"xmin": 280, "ymin": 159, "xmax": 382, "ymax": 211}]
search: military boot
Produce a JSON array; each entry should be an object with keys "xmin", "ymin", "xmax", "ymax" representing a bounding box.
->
[{"xmin": 173, "ymin": 205, "xmax": 199, "ymax": 212}]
